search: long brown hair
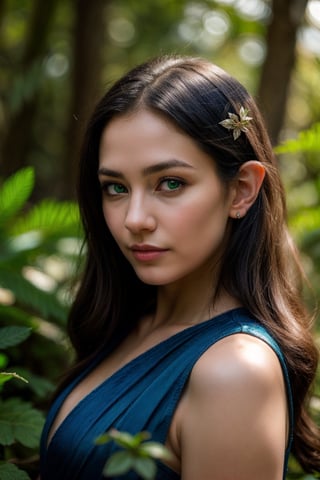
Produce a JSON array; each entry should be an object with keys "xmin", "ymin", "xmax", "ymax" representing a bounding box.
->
[{"xmin": 67, "ymin": 55, "xmax": 320, "ymax": 472}]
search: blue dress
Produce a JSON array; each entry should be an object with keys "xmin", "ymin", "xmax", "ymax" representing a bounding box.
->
[{"xmin": 40, "ymin": 308, "xmax": 293, "ymax": 479}]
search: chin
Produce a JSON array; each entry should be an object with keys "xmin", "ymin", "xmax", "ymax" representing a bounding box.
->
[
  {"xmin": 134, "ymin": 269, "xmax": 187, "ymax": 287},
  {"xmin": 136, "ymin": 275, "xmax": 169, "ymax": 286}
]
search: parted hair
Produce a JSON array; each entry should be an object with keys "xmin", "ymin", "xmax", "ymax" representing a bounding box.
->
[{"xmin": 66, "ymin": 55, "xmax": 320, "ymax": 473}]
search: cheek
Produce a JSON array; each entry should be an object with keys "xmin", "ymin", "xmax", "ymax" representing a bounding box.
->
[
  {"xmin": 167, "ymin": 200, "xmax": 231, "ymax": 265},
  {"xmin": 169, "ymin": 196, "xmax": 229, "ymax": 237}
]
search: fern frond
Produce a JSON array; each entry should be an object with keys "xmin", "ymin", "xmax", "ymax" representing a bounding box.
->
[
  {"xmin": 0, "ymin": 167, "xmax": 34, "ymax": 225},
  {"xmin": 10, "ymin": 199, "xmax": 81, "ymax": 237}
]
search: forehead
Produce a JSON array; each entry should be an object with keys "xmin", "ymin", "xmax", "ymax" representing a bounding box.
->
[
  {"xmin": 99, "ymin": 109, "xmax": 216, "ymax": 173},
  {"xmin": 100, "ymin": 109, "xmax": 185, "ymax": 150}
]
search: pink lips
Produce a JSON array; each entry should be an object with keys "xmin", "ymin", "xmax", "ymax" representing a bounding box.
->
[{"xmin": 130, "ymin": 244, "xmax": 168, "ymax": 262}]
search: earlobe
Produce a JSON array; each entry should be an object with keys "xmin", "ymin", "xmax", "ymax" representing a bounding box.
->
[{"xmin": 229, "ymin": 161, "xmax": 265, "ymax": 219}]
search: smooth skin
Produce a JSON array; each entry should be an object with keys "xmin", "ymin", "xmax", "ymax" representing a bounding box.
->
[
  {"xmin": 49, "ymin": 108, "xmax": 287, "ymax": 479},
  {"xmin": 170, "ymin": 335, "xmax": 288, "ymax": 480}
]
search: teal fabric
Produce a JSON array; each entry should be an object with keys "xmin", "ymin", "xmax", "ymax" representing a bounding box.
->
[{"xmin": 40, "ymin": 308, "xmax": 293, "ymax": 479}]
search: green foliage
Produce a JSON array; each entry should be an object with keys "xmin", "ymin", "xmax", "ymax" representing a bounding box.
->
[
  {"xmin": 276, "ymin": 124, "xmax": 320, "ymax": 303},
  {"xmin": 275, "ymin": 123, "xmax": 320, "ymax": 155},
  {"xmin": 96, "ymin": 429, "xmax": 172, "ymax": 480},
  {"xmin": 0, "ymin": 168, "xmax": 82, "ymax": 477},
  {"xmin": 0, "ymin": 326, "xmax": 31, "ymax": 349},
  {"xmin": 0, "ymin": 317, "xmax": 39, "ymax": 479},
  {"xmin": 0, "ymin": 167, "xmax": 35, "ymax": 224},
  {"xmin": 0, "ymin": 324, "xmax": 30, "ymax": 389},
  {"xmin": 0, "ymin": 324, "xmax": 30, "ymax": 391},
  {"xmin": 0, "ymin": 398, "xmax": 44, "ymax": 448},
  {"xmin": 275, "ymin": 124, "xmax": 320, "ymax": 480},
  {"xmin": 0, "ymin": 167, "xmax": 80, "ymax": 324},
  {"xmin": 287, "ymin": 456, "xmax": 320, "ymax": 480},
  {"xmin": 0, "ymin": 462, "xmax": 31, "ymax": 480}
]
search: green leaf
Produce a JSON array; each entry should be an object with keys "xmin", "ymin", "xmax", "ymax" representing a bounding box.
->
[
  {"xmin": 0, "ymin": 168, "xmax": 34, "ymax": 225},
  {"xmin": 10, "ymin": 199, "xmax": 80, "ymax": 237},
  {"xmin": 0, "ymin": 326, "xmax": 31, "ymax": 349},
  {"xmin": 0, "ymin": 373, "xmax": 13, "ymax": 388},
  {"xmin": 132, "ymin": 456, "xmax": 156, "ymax": 480},
  {"xmin": 103, "ymin": 451, "xmax": 134, "ymax": 476},
  {"xmin": 0, "ymin": 269, "xmax": 67, "ymax": 323},
  {"xmin": 275, "ymin": 123, "xmax": 320, "ymax": 154},
  {"xmin": 95, "ymin": 432, "xmax": 112, "ymax": 445},
  {"xmin": 110, "ymin": 429, "xmax": 136, "ymax": 445},
  {"xmin": 0, "ymin": 462, "xmax": 31, "ymax": 480},
  {"xmin": 106, "ymin": 429, "xmax": 150, "ymax": 449},
  {"xmin": 140, "ymin": 442, "xmax": 172, "ymax": 460},
  {"xmin": 99, "ymin": 430, "xmax": 168, "ymax": 479},
  {"xmin": 0, "ymin": 353, "xmax": 9, "ymax": 369},
  {"xmin": 132, "ymin": 431, "xmax": 152, "ymax": 446},
  {"xmin": 0, "ymin": 398, "xmax": 44, "ymax": 448}
]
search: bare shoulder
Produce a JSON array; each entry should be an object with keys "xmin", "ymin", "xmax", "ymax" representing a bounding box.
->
[
  {"xmin": 189, "ymin": 333, "xmax": 285, "ymax": 395},
  {"xmin": 178, "ymin": 334, "xmax": 288, "ymax": 480}
]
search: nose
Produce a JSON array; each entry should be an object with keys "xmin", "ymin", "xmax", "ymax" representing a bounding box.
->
[{"xmin": 124, "ymin": 193, "xmax": 156, "ymax": 234}]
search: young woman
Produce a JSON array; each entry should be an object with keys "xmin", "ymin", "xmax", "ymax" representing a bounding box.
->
[{"xmin": 40, "ymin": 55, "xmax": 320, "ymax": 480}]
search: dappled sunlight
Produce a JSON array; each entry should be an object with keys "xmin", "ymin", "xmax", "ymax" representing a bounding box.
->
[
  {"xmin": 108, "ymin": 17, "xmax": 136, "ymax": 47},
  {"xmin": 0, "ymin": 287, "xmax": 15, "ymax": 306}
]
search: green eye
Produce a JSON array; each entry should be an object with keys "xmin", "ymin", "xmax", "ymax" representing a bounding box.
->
[
  {"xmin": 167, "ymin": 179, "xmax": 180, "ymax": 190},
  {"xmin": 113, "ymin": 184, "xmax": 127, "ymax": 193},
  {"xmin": 160, "ymin": 179, "xmax": 184, "ymax": 191},
  {"xmin": 104, "ymin": 183, "xmax": 127, "ymax": 195}
]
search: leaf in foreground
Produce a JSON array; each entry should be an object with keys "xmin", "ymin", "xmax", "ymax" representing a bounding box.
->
[
  {"xmin": 133, "ymin": 457, "xmax": 157, "ymax": 480},
  {"xmin": 0, "ymin": 398, "xmax": 44, "ymax": 447},
  {"xmin": 0, "ymin": 167, "xmax": 34, "ymax": 225},
  {"xmin": 0, "ymin": 326, "xmax": 31, "ymax": 349},
  {"xmin": 96, "ymin": 429, "xmax": 172, "ymax": 479},
  {"xmin": 0, "ymin": 462, "xmax": 31, "ymax": 480},
  {"xmin": 103, "ymin": 451, "xmax": 134, "ymax": 476}
]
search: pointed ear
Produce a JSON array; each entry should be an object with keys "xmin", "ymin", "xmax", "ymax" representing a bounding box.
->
[{"xmin": 229, "ymin": 161, "xmax": 265, "ymax": 219}]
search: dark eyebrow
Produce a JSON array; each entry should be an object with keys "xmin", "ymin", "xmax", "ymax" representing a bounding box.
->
[
  {"xmin": 98, "ymin": 159, "xmax": 195, "ymax": 178},
  {"xmin": 142, "ymin": 159, "xmax": 195, "ymax": 176},
  {"xmin": 98, "ymin": 167, "xmax": 124, "ymax": 179}
]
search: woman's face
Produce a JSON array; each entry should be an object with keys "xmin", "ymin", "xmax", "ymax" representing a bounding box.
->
[{"xmin": 98, "ymin": 109, "xmax": 235, "ymax": 287}]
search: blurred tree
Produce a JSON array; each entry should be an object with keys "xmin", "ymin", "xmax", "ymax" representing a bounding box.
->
[
  {"xmin": 61, "ymin": 0, "xmax": 110, "ymax": 198},
  {"xmin": 0, "ymin": 0, "xmax": 6, "ymax": 29},
  {"xmin": 0, "ymin": 0, "xmax": 59, "ymax": 177},
  {"xmin": 257, "ymin": 0, "xmax": 309, "ymax": 144},
  {"xmin": 0, "ymin": 0, "xmax": 319, "ymax": 194}
]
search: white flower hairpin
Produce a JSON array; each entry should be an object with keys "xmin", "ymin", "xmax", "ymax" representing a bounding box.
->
[{"xmin": 219, "ymin": 106, "xmax": 253, "ymax": 140}]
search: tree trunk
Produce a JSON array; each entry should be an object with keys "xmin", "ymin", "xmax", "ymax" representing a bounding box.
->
[
  {"xmin": 60, "ymin": 0, "xmax": 109, "ymax": 199},
  {"xmin": 257, "ymin": 0, "xmax": 308, "ymax": 145},
  {"xmin": 0, "ymin": 0, "xmax": 6, "ymax": 31},
  {"xmin": 0, "ymin": 0, "xmax": 58, "ymax": 177}
]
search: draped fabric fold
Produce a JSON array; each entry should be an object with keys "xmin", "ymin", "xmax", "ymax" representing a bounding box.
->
[{"xmin": 40, "ymin": 308, "xmax": 293, "ymax": 480}]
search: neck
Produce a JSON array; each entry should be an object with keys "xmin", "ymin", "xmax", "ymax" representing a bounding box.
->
[{"xmin": 147, "ymin": 266, "xmax": 241, "ymax": 330}]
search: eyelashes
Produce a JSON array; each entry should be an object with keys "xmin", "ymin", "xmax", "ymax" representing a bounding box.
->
[
  {"xmin": 101, "ymin": 182, "xmax": 128, "ymax": 195},
  {"xmin": 100, "ymin": 177, "xmax": 186, "ymax": 197},
  {"xmin": 157, "ymin": 177, "xmax": 186, "ymax": 192}
]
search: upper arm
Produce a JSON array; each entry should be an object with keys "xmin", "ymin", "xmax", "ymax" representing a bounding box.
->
[{"xmin": 179, "ymin": 334, "xmax": 288, "ymax": 480}]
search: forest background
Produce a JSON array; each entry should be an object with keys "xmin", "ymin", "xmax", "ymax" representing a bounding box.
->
[{"xmin": 0, "ymin": 0, "xmax": 319, "ymax": 479}]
